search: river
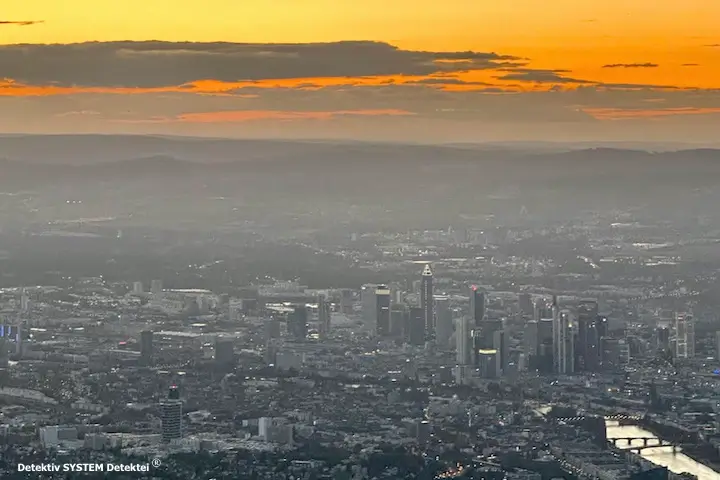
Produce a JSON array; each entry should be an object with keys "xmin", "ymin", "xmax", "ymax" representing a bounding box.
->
[{"xmin": 605, "ymin": 421, "xmax": 720, "ymax": 480}]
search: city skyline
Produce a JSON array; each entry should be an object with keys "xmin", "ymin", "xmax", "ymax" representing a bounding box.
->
[{"xmin": 2, "ymin": 2, "xmax": 720, "ymax": 141}]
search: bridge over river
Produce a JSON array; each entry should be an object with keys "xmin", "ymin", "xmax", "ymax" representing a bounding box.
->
[{"xmin": 606, "ymin": 420, "xmax": 720, "ymax": 480}]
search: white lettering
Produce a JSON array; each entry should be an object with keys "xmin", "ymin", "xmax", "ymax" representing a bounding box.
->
[
  {"xmin": 63, "ymin": 464, "xmax": 104, "ymax": 472},
  {"xmin": 19, "ymin": 463, "xmax": 148, "ymax": 473},
  {"xmin": 17, "ymin": 464, "xmax": 61, "ymax": 472}
]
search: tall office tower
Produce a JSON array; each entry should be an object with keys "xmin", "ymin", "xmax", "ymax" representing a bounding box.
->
[
  {"xmin": 534, "ymin": 297, "xmax": 552, "ymax": 322},
  {"xmin": 474, "ymin": 328, "xmax": 504, "ymax": 379},
  {"xmin": 455, "ymin": 316, "xmax": 473, "ymax": 384},
  {"xmin": 473, "ymin": 319, "xmax": 504, "ymax": 378},
  {"xmin": 553, "ymin": 310, "xmax": 575, "ymax": 374},
  {"xmin": 288, "ymin": 305, "xmax": 308, "ymax": 340},
  {"xmin": 420, "ymin": 265, "xmax": 434, "ymax": 341},
  {"xmin": 339, "ymin": 289, "xmax": 354, "ymax": 315},
  {"xmin": 214, "ymin": 338, "xmax": 235, "ymax": 369},
  {"xmin": 576, "ymin": 299, "xmax": 600, "ymax": 372},
  {"xmin": 390, "ymin": 305, "xmax": 406, "ymax": 338},
  {"xmin": 456, "ymin": 316, "xmax": 473, "ymax": 365},
  {"xmin": 0, "ymin": 336, "xmax": 7, "ymax": 368},
  {"xmin": 375, "ymin": 286, "xmax": 391, "ymax": 337},
  {"xmin": 150, "ymin": 279, "xmax": 163, "ymax": 295},
  {"xmin": 161, "ymin": 386, "xmax": 183, "ymax": 442},
  {"xmin": 140, "ymin": 330, "xmax": 154, "ymax": 365},
  {"xmin": 524, "ymin": 320, "xmax": 538, "ymax": 358},
  {"xmin": 597, "ymin": 315, "xmax": 609, "ymax": 366},
  {"xmin": 317, "ymin": 294, "xmax": 331, "ymax": 338},
  {"xmin": 537, "ymin": 317, "xmax": 555, "ymax": 373},
  {"xmin": 656, "ymin": 326, "xmax": 671, "ymax": 351},
  {"xmin": 674, "ymin": 312, "xmax": 695, "ymax": 359},
  {"xmin": 469, "ymin": 285, "xmax": 486, "ymax": 327},
  {"xmin": 12, "ymin": 325, "xmax": 22, "ymax": 357},
  {"xmin": 551, "ymin": 295, "xmax": 560, "ymax": 373},
  {"xmin": 406, "ymin": 307, "xmax": 425, "ymax": 345},
  {"xmin": 361, "ymin": 284, "xmax": 379, "ymax": 328},
  {"xmin": 434, "ymin": 295, "xmax": 453, "ymax": 348},
  {"xmin": 686, "ymin": 314, "xmax": 695, "ymax": 358},
  {"xmin": 518, "ymin": 293, "xmax": 533, "ymax": 318},
  {"xmin": 716, "ymin": 331, "xmax": 720, "ymax": 360},
  {"xmin": 20, "ymin": 289, "xmax": 31, "ymax": 312}
]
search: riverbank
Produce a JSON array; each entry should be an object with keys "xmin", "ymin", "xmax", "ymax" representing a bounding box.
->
[
  {"xmin": 624, "ymin": 449, "xmax": 699, "ymax": 480},
  {"xmin": 635, "ymin": 419, "xmax": 720, "ymax": 474},
  {"xmin": 606, "ymin": 422, "xmax": 720, "ymax": 480},
  {"xmin": 681, "ymin": 445, "xmax": 720, "ymax": 475}
]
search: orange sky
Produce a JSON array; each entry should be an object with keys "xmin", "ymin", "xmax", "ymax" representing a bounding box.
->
[
  {"xmin": 3, "ymin": 1, "xmax": 719, "ymax": 83},
  {"xmin": 2, "ymin": 0, "xmax": 720, "ymax": 140}
]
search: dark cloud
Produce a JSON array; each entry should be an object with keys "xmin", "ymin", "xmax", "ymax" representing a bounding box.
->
[
  {"xmin": 0, "ymin": 41, "xmax": 520, "ymax": 88},
  {"xmin": 403, "ymin": 78, "xmax": 493, "ymax": 86},
  {"xmin": 704, "ymin": 44, "xmax": 720, "ymax": 47},
  {"xmin": 495, "ymin": 70, "xmax": 593, "ymax": 84},
  {"xmin": 602, "ymin": 63, "xmax": 658, "ymax": 68},
  {"xmin": 597, "ymin": 82, "xmax": 682, "ymax": 90},
  {"xmin": 681, "ymin": 63, "xmax": 700, "ymax": 67},
  {"xmin": 497, "ymin": 67, "xmax": 571, "ymax": 73},
  {"xmin": 0, "ymin": 20, "xmax": 43, "ymax": 26},
  {"xmin": 493, "ymin": 67, "xmax": 682, "ymax": 89}
]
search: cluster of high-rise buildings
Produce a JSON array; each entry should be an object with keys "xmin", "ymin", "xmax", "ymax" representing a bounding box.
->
[
  {"xmin": 254, "ymin": 265, "xmax": 700, "ymax": 387},
  {"xmin": 359, "ymin": 265, "xmax": 452, "ymax": 347},
  {"xmin": 522, "ymin": 297, "xmax": 609, "ymax": 377}
]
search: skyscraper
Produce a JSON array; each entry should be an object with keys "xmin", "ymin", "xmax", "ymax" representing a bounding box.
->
[
  {"xmin": 406, "ymin": 307, "xmax": 425, "ymax": 345},
  {"xmin": 674, "ymin": 312, "xmax": 695, "ymax": 359},
  {"xmin": 375, "ymin": 286, "xmax": 391, "ymax": 337},
  {"xmin": 420, "ymin": 264, "xmax": 434, "ymax": 341},
  {"xmin": 339, "ymin": 289, "xmax": 354, "ymax": 315},
  {"xmin": 518, "ymin": 293, "xmax": 533, "ymax": 318},
  {"xmin": 473, "ymin": 319, "xmax": 504, "ymax": 378},
  {"xmin": 534, "ymin": 297, "xmax": 552, "ymax": 321},
  {"xmin": 161, "ymin": 386, "xmax": 183, "ymax": 442},
  {"xmin": 434, "ymin": 295, "xmax": 453, "ymax": 348},
  {"xmin": 469, "ymin": 286, "xmax": 486, "ymax": 326},
  {"xmin": 553, "ymin": 309, "xmax": 575, "ymax": 375},
  {"xmin": 0, "ymin": 336, "xmax": 7, "ymax": 368},
  {"xmin": 524, "ymin": 320, "xmax": 538, "ymax": 359},
  {"xmin": 317, "ymin": 294, "xmax": 331, "ymax": 338},
  {"xmin": 288, "ymin": 305, "xmax": 308, "ymax": 340},
  {"xmin": 456, "ymin": 316, "xmax": 472, "ymax": 366},
  {"xmin": 361, "ymin": 284, "xmax": 379, "ymax": 328},
  {"xmin": 455, "ymin": 316, "xmax": 473, "ymax": 384},
  {"xmin": 576, "ymin": 299, "xmax": 600, "ymax": 372},
  {"xmin": 390, "ymin": 305, "xmax": 406, "ymax": 338},
  {"xmin": 537, "ymin": 317, "xmax": 554, "ymax": 374},
  {"xmin": 656, "ymin": 325, "xmax": 671, "ymax": 351}
]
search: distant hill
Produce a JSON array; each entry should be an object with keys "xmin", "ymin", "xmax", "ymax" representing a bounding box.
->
[
  {"xmin": 1, "ymin": 135, "xmax": 720, "ymax": 194},
  {"xmin": 0, "ymin": 134, "xmax": 718, "ymax": 166}
]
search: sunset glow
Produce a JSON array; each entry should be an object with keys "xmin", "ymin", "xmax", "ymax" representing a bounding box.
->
[{"xmin": 2, "ymin": 1, "xmax": 719, "ymax": 140}]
